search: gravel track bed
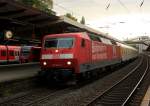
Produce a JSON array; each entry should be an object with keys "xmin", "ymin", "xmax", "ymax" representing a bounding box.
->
[
  {"xmin": 36, "ymin": 57, "xmax": 141, "ymax": 106},
  {"xmin": 0, "ymin": 87, "xmax": 64, "ymax": 106},
  {"xmin": 0, "ymin": 77, "xmax": 37, "ymax": 98},
  {"xmin": 0, "ymin": 57, "xmax": 141, "ymax": 106},
  {"xmin": 127, "ymin": 55, "xmax": 150, "ymax": 106}
]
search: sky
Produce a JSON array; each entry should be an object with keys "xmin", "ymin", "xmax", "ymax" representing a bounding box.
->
[{"xmin": 53, "ymin": 0, "xmax": 150, "ymax": 41}]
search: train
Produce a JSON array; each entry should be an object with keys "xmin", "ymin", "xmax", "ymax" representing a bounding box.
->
[
  {"xmin": 20, "ymin": 46, "xmax": 41, "ymax": 63},
  {"xmin": 39, "ymin": 32, "xmax": 138, "ymax": 83},
  {"xmin": 0, "ymin": 45, "xmax": 41, "ymax": 64}
]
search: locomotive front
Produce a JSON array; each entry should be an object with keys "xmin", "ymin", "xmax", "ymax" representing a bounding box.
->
[{"xmin": 40, "ymin": 34, "xmax": 78, "ymax": 82}]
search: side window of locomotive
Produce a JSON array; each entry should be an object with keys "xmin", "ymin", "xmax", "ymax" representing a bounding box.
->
[
  {"xmin": 1, "ymin": 51, "xmax": 6, "ymax": 56},
  {"xmin": 81, "ymin": 39, "xmax": 85, "ymax": 47}
]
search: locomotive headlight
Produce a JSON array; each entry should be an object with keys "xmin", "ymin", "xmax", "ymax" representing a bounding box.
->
[
  {"xmin": 43, "ymin": 61, "xmax": 47, "ymax": 66},
  {"xmin": 67, "ymin": 61, "xmax": 72, "ymax": 65}
]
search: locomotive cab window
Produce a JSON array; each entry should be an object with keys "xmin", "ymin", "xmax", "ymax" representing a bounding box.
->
[{"xmin": 44, "ymin": 37, "xmax": 74, "ymax": 48}]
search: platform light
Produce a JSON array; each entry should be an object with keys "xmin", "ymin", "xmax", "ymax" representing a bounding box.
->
[
  {"xmin": 67, "ymin": 61, "xmax": 72, "ymax": 65},
  {"xmin": 43, "ymin": 61, "xmax": 47, "ymax": 66}
]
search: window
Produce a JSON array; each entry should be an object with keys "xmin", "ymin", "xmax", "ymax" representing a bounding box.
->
[
  {"xmin": 21, "ymin": 47, "xmax": 32, "ymax": 56},
  {"xmin": 15, "ymin": 51, "xmax": 17, "ymax": 56},
  {"xmin": 15, "ymin": 51, "xmax": 19, "ymax": 56},
  {"xmin": 44, "ymin": 37, "xmax": 74, "ymax": 48},
  {"xmin": 32, "ymin": 49, "xmax": 41, "ymax": 55},
  {"xmin": 81, "ymin": 39, "xmax": 85, "ymax": 47},
  {"xmin": 22, "ymin": 50, "xmax": 30, "ymax": 56},
  {"xmin": 1, "ymin": 51, "xmax": 6, "ymax": 56},
  {"xmin": 9, "ymin": 51, "xmax": 14, "ymax": 56}
]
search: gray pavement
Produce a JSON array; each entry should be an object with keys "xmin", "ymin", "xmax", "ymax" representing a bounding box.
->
[
  {"xmin": 0, "ymin": 63, "xmax": 40, "ymax": 83},
  {"xmin": 141, "ymin": 86, "xmax": 150, "ymax": 106}
]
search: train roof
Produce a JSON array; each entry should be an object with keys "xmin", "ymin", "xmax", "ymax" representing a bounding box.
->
[
  {"xmin": 32, "ymin": 46, "xmax": 41, "ymax": 49},
  {"xmin": 116, "ymin": 42, "xmax": 137, "ymax": 50},
  {"xmin": 44, "ymin": 32, "xmax": 89, "ymax": 38},
  {"xmin": 0, "ymin": 45, "xmax": 6, "ymax": 48}
]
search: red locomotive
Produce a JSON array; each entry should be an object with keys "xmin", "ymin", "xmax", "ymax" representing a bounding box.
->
[{"xmin": 39, "ymin": 32, "xmax": 138, "ymax": 82}]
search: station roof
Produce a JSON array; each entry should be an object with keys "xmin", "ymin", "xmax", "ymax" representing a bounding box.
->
[
  {"xmin": 126, "ymin": 41, "xmax": 149, "ymax": 46},
  {"xmin": 48, "ymin": 16, "xmax": 122, "ymax": 42},
  {"xmin": 0, "ymin": 0, "xmax": 59, "ymax": 28},
  {"xmin": 0, "ymin": 0, "xmax": 122, "ymax": 43}
]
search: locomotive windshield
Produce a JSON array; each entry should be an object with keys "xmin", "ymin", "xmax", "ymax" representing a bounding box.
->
[{"xmin": 44, "ymin": 37, "xmax": 74, "ymax": 48}]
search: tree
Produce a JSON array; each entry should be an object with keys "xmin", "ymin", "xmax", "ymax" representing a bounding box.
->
[
  {"xmin": 65, "ymin": 13, "xmax": 78, "ymax": 21},
  {"xmin": 80, "ymin": 16, "xmax": 85, "ymax": 24},
  {"xmin": 15, "ymin": 0, "xmax": 53, "ymax": 14}
]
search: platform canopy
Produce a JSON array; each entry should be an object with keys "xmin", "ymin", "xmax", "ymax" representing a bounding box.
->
[
  {"xmin": 46, "ymin": 16, "xmax": 122, "ymax": 43},
  {"xmin": 0, "ymin": 0, "xmax": 121, "ymax": 43},
  {"xmin": 0, "ymin": 0, "xmax": 59, "ymax": 28}
]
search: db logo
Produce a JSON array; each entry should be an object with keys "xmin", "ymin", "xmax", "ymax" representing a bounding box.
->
[{"xmin": 52, "ymin": 54, "xmax": 60, "ymax": 59}]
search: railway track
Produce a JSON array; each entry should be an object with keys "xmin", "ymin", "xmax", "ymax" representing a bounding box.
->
[
  {"xmin": 0, "ymin": 56, "xmax": 145, "ymax": 106},
  {"xmin": 82, "ymin": 55, "xmax": 149, "ymax": 106},
  {"xmin": 0, "ymin": 86, "xmax": 73, "ymax": 106},
  {"xmin": 28, "ymin": 57, "xmax": 142, "ymax": 106}
]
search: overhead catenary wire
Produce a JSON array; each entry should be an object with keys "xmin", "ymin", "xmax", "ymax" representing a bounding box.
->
[
  {"xmin": 105, "ymin": 0, "xmax": 111, "ymax": 10},
  {"xmin": 54, "ymin": 0, "xmax": 145, "ymax": 15},
  {"xmin": 140, "ymin": 0, "xmax": 144, "ymax": 7},
  {"xmin": 117, "ymin": 0, "xmax": 130, "ymax": 13},
  {"xmin": 54, "ymin": 0, "xmax": 146, "ymax": 24}
]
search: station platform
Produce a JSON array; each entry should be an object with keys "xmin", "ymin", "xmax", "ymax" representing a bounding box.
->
[
  {"xmin": 0, "ymin": 63, "xmax": 40, "ymax": 83},
  {"xmin": 141, "ymin": 86, "xmax": 150, "ymax": 106}
]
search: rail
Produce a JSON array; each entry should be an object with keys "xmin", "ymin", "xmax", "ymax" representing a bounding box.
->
[{"xmin": 85, "ymin": 55, "xmax": 149, "ymax": 106}]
